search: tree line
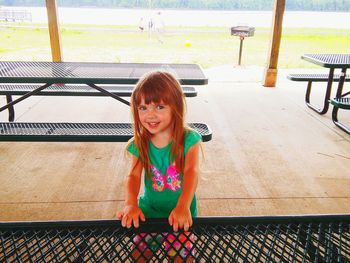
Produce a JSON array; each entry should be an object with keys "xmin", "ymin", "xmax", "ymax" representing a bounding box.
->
[{"xmin": 1, "ymin": 0, "xmax": 350, "ymax": 11}]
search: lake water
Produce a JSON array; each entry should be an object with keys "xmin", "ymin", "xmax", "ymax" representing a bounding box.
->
[{"xmin": 2, "ymin": 6, "xmax": 350, "ymax": 29}]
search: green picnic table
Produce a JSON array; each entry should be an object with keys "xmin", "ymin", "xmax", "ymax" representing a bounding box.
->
[{"xmin": 0, "ymin": 61, "xmax": 212, "ymax": 142}]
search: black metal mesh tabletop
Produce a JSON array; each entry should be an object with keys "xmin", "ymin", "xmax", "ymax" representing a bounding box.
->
[
  {"xmin": 0, "ymin": 61, "xmax": 208, "ymax": 85},
  {"xmin": 287, "ymin": 73, "xmax": 350, "ymax": 82},
  {"xmin": 0, "ymin": 215, "xmax": 349, "ymax": 262},
  {"xmin": 302, "ymin": 54, "xmax": 350, "ymax": 68},
  {"xmin": 0, "ymin": 122, "xmax": 212, "ymax": 142}
]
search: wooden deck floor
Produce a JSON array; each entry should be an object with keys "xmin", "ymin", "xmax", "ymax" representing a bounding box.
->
[{"xmin": 1, "ymin": 66, "xmax": 349, "ymax": 221}]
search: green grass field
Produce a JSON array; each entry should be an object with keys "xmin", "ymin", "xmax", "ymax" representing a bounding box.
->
[{"xmin": 1, "ymin": 23, "xmax": 349, "ymax": 68}]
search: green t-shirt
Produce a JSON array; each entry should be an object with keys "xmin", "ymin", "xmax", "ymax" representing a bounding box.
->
[{"xmin": 127, "ymin": 129, "xmax": 201, "ymax": 218}]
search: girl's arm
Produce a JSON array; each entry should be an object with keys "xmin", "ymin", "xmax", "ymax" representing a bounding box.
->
[
  {"xmin": 168, "ymin": 142, "xmax": 200, "ymax": 232},
  {"xmin": 116, "ymin": 155, "xmax": 145, "ymax": 228}
]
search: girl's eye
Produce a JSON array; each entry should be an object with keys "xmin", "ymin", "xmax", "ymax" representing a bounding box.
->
[
  {"xmin": 138, "ymin": 105, "xmax": 147, "ymax": 111},
  {"xmin": 156, "ymin": 105, "xmax": 165, "ymax": 110}
]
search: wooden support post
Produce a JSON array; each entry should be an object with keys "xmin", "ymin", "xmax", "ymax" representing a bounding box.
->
[
  {"xmin": 46, "ymin": 0, "xmax": 62, "ymax": 62},
  {"xmin": 263, "ymin": 0, "xmax": 285, "ymax": 87}
]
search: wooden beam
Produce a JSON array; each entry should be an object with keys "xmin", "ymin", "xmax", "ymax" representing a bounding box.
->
[
  {"xmin": 263, "ymin": 0, "xmax": 285, "ymax": 87},
  {"xmin": 46, "ymin": 0, "xmax": 62, "ymax": 62}
]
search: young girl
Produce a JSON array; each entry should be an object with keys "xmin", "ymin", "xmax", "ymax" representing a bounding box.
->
[{"xmin": 116, "ymin": 71, "xmax": 201, "ymax": 260}]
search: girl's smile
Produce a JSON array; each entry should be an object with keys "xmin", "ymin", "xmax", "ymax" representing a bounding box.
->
[{"xmin": 147, "ymin": 122, "xmax": 160, "ymax": 128}]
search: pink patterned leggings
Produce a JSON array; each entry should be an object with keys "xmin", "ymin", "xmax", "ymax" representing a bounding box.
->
[{"xmin": 133, "ymin": 232, "xmax": 194, "ymax": 258}]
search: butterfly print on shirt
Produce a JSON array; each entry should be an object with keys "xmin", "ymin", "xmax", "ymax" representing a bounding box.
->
[{"xmin": 151, "ymin": 163, "xmax": 181, "ymax": 192}]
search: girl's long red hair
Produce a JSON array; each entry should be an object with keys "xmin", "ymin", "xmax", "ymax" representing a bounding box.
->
[{"xmin": 130, "ymin": 71, "xmax": 187, "ymax": 175}]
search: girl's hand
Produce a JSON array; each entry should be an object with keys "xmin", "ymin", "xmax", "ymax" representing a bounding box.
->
[
  {"xmin": 168, "ymin": 205, "xmax": 193, "ymax": 232},
  {"xmin": 116, "ymin": 205, "xmax": 145, "ymax": 228}
]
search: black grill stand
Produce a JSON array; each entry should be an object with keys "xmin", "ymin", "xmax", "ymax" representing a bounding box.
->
[{"xmin": 231, "ymin": 26, "xmax": 255, "ymax": 66}]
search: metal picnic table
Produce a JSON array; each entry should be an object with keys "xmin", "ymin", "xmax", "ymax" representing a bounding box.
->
[
  {"xmin": 0, "ymin": 61, "xmax": 208, "ymax": 107},
  {"xmin": 301, "ymin": 54, "xmax": 350, "ymax": 133},
  {"xmin": 1, "ymin": 214, "xmax": 349, "ymax": 262},
  {"xmin": 0, "ymin": 61, "xmax": 212, "ymax": 142},
  {"xmin": 300, "ymin": 54, "xmax": 349, "ymax": 114}
]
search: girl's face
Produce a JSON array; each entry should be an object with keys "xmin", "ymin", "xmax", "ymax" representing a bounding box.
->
[{"xmin": 137, "ymin": 98, "xmax": 173, "ymax": 136}]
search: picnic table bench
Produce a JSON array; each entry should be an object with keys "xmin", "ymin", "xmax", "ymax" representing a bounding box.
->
[
  {"xmin": 0, "ymin": 122, "xmax": 212, "ymax": 142},
  {"xmin": 1, "ymin": 214, "xmax": 349, "ymax": 262},
  {"xmin": 0, "ymin": 84, "xmax": 197, "ymax": 122},
  {"xmin": 286, "ymin": 73, "xmax": 350, "ymax": 114},
  {"xmin": 0, "ymin": 61, "xmax": 212, "ymax": 142}
]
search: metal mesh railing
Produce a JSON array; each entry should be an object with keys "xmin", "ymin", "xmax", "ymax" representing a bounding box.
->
[{"xmin": 1, "ymin": 215, "xmax": 349, "ymax": 262}]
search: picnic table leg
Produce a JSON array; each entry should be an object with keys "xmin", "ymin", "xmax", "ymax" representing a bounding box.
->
[
  {"xmin": 87, "ymin": 83, "xmax": 130, "ymax": 106},
  {"xmin": 332, "ymin": 68, "xmax": 350, "ymax": 134},
  {"xmin": 335, "ymin": 68, "xmax": 347, "ymax": 98},
  {"xmin": 0, "ymin": 83, "xmax": 53, "ymax": 118},
  {"xmin": 5, "ymin": 95, "xmax": 15, "ymax": 122},
  {"xmin": 305, "ymin": 68, "xmax": 334, "ymax": 115},
  {"xmin": 332, "ymin": 105, "xmax": 350, "ymax": 134}
]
